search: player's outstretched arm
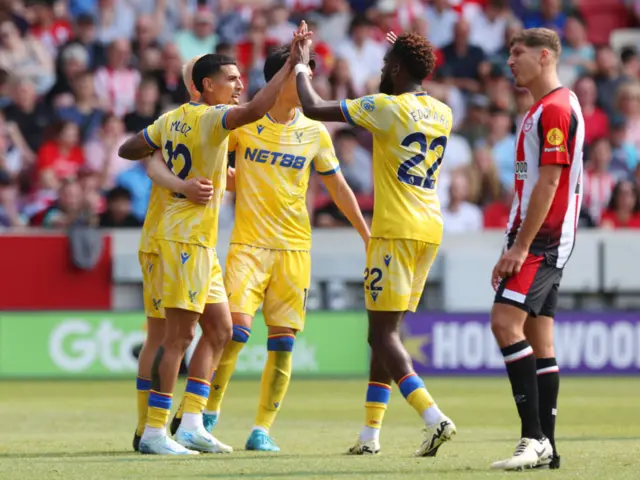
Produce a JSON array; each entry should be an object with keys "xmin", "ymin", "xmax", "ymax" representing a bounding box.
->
[
  {"xmin": 118, "ymin": 131, "xmax": 155, "ymax": 160},
  {"xmin": 223, "ymin": 60, "xmax": 292, "ymax": 130},
  {"xmin": 147, "ymin": 153, "xmax": 213, "ymax": 204},
  {"xmin": 320, "ymin": 171, "xmax": 370, "ymax": 248}
]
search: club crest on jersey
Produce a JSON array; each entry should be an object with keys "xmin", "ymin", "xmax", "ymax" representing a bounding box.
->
[
  {"xmin": 546, "ymin": 128, "xmax": 564, "ymax": 146},
  {"xmin": 257, "ymin": 125, "xmax": 265, "ymax": 135},
  {"xmin": 295, "ymin": 131, "xmax": 304, "ymax": 142},
  {"xmin": 360, "ymin": 96, "xmax": 376, "ymax": 112},
  {"xmin": 515, "ymin": 160, "xmax": 527, "ymax": 180},
  {"xmin": 523, "ymin": 116, "xmax": 533, "ymax": 133}
]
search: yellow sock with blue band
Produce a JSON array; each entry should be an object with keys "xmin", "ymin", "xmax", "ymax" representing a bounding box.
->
[
  {"xmin": 146, "ymin": 390, "xmax": 172, "ymax": 430},
  {"xmin": 360, "ymin": 382, "xmax": 392, "ymax": 442},
  {"xmin": 183, "ymin": 377, "xmax": 210, "ymax": 414},
  {"xmin": 398, "ymin": 372, "xmax": 444, "ymax": 426},
  {"xmin": 136, "ymin": 377, "xmax": 151, "ymax": 436},
  {"xmin": 254, "ymin": 333, "xmax": 295, "ymax": 432},
  {"xmin": 206, "ymin": 325, "xmax": 251, "ymax": 413}
]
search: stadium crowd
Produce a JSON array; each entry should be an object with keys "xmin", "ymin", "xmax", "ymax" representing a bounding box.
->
[{"xmin": 0, "ymin": 0, "xmax": 639, "ymax": 231}]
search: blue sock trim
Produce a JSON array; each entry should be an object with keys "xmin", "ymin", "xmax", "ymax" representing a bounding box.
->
[
  {"xmin": 148, "ymin": 391, "xmax": 172, "ymax": 410},
  {"xmin": 398, "ymin": 373, "xmax": 424, "ymax": 399},
  {"xmin": 136, "ymin": 377, "xmax": 151, "ymax": 391},
  {"xmin": 267, "ymin": 334, "xmax": 295, "ymax": 352},
  {"xmin": 366, "ymin": 384, "xmax": 391, "ymax": 404},
  {"xmin": 232, "ymin": 325, "xmax": 251, "ymax": 343},
  {"xmin": 185, "ymin": 378, "xmax": 211, "ymax": 398}
]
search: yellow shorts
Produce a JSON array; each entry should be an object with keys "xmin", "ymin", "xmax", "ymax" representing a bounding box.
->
[
  {"xmin": 139, "ymin": 251, "xmax": 165, "ymax": 319},
  {"xmin": 364, "ymin": 238, "xmax": 439, "ymax": 312},
  {"xmin": 157, "ymin": 240, "xmax": 227, "ymax": 314},
  {"xmin": 224, "ymin": 244, "xmax": 311, "ymax": 331}
]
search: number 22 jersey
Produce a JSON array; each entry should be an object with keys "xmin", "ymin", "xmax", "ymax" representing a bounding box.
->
[
  {"xmin": 143, "ymin": 101, "xmax": 233, "ymax": 249},
  {"xmin": 340, "ymin": 93, "xmax": 453, "ymax": 245}
]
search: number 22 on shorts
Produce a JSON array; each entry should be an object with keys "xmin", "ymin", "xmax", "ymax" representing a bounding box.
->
[{"xmin": 364, "ymin": 267, "xmax": 384, "ymax": 291}]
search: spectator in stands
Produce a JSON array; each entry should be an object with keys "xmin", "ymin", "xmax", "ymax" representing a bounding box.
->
[
  {"xmin": 154, "ymin": 43, "xmax": 189, "ymax": 106},
  {"xmin": 314, "ymin": 0, "xmax": 352, "ymax": 49},
  {"xmin": 483, "ymin": 186, "xmax": 513, "ymax": 229},
  {"xmin": 561, "ymin": 14, "xmax": 595, "ymax": 80},
  {"xmin": 427, "ymin": 65, "xmax": 466, "ymax": 130},
  {"xmin": 615, "ymin": 81, "xmax": 640, "ymax": 151},
  {"xmin": 594, "ymin": 45, "xmax": 627, "ymax": 116},
  {"xmin": 115, "ymin": 158, "xmax": 151, "ymax": 222},
  {"xmin": 523, "ymin": 0, "xmax": 566, "ymax": 36},
  {"xmin": 477, "ymin": 105, "xmax": 516, "ymax": 190},
  {"xmin": 99, "ymin": 186, "xmax": 142, "ymax": 227},
  {"xmin": 131, "ymin": 15, "xmax": 161, "ymax": 69},
  {"xmin": 267, "ymin": 3, "xmax": 297, "ymax": 44},
  {"xmin": 574, "ymin": 75, "xmax": 609, "ymax": 147},
  {"xmin": 583, "ymin": 137, "xmax": 615, "ymax": 225},
  {"xmin": 41, "ymin": 178, "xmax": 97, "ymax": 228},
  {"xmin": 60, "ymin": 13, "xmax": 106, "ymax": 70},
  {"xmin": 124, "ymin": 77, "xmax": 160, "ymax": 134},
  {"xmin": 94, "ymin": 39, "xmax": 140, "ymax": 118},
  {"xmin": 328, "ymin": 58, "xmax": 358, "ymax": 101},
  {"xmin": 236, "ymin": 12, "xmax": 279, "ymax": 95},
  {"xmin": 600, "ymin": 179, "xmax": 640, "ymax": 228},
  {"xmin": 0, "ymin": 111, "xmax": 24, "ymax": 180},
  {"xmin": 486, "ymin": 65, "xmax": 515, "ymax": 111},
  {"xmin": 621, "ymin": 46, "xmax": 640, "ymax": 80},
  {"xmin": 27, "ymin": 0, "xmax": 73, "ymax": 57},
  {"xmin": 0, "ymin": 19, "xmax": 55, "ymax": 95},
  {"xmin": 487, "ymin": 18, "xmax": 523, "ymax": 74},
  {"xmin": 335, "ymin": 15, "xmax": 385, "ymax": 96},
  {"xmin": 56, "ymin": 70, "xmax": 105, "ymax": 142},
  {"xmin": 468, "ymin": 0, "xmax": 511, "ymax": 57},
  {"xmin": 458, "ymin": 94, "xmax": 490, "ymax": 146},
  {"xmin": 513, "ymin": 86, "xmax": 534, "ymax": 128},
  {"xmin": 425, "ymin": 0, "xmax": 458, "ymax": 50},
  {"xmin": 84, "ymin": 114, "xmax": 130, "ymax": 189},
  {"xmin": 175, "ymin": 8, "xmax": 218, "ymax": 61},
  {"xmin": 3, "ymin": 78, "xmax": 52, "ymax": 159},
  {"xmin": 0, "ymin": 169, "xmax": 23, "ymax": 227},
  {"xmin": 442, "ymin": 170, "xmax": 483, "ymax": 234},
  {"xmin": 36, "ymin": 120, "xmax": 85, "ymax": 191},
  {"xmin": 441, "ymin": 18, "xmax": 488, "ymax": 93},
  {"xmin": 609, "ymin": 114, "xmax": 639, "ymax": 179},
  {"xmin": 371, "ymin": 0, "xmax": 402, "ymax": 45},
  {"xmin": 47, "ymin": 43, "xmax": 89, "ymax": 106},
  {"xmin": 333, "ymin": 127, "xmax": 373, "ymax": 195},
  {"xmin": 0, "ymin": 68, "xmax": 10, "ymax": 110},
  {"xmin": 467, "ymin": 145, "xmax": 501, "ymax": 207},
  {"xmin": 215, "ymin": 0, "xmax": 250, "ymax": 46},
  {"xmin": 95, "ymin": 0, "xmax": 135, "ymax": 44}
]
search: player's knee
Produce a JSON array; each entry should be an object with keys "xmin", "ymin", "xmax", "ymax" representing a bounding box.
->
[{"xmin": 204, "ymin": 323, "xmax": 232, "ymax": 351}]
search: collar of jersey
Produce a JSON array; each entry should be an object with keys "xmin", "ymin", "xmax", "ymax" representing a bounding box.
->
[
  {"xmin": 189, "ymin": 101, "xmax": 202, "ymax": 106},
  {"xmin": 413, "ymin": 92, "xmax": 429, "ymax": 97},
  {"xmin": 265, "ymin": 109, "xmax": 299, "ymax": 126}
]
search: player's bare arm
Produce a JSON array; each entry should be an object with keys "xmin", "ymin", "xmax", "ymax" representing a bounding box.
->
[
  {"xmin": 118, "ymin": 131, "xmax": 155, "ymax": 160},
  {"xmin": 292, "ymin": 26, "xmax": 347, "ymax": 123},
  {"xmin": 146, "ymin": 154, "xmax": 213, "ymax": 205},
  {"xmin": 492, "ymin": 165, "xmax": 563, "ymax": 287},
  {"xmin": 226, "ymin": 167, "xmax": 236, "ymax": 192},
  {"xmin": 320, "ymin": 171, "xmax": 370, "ymax": 248}
]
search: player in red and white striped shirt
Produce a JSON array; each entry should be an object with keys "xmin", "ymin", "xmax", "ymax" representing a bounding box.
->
[{"xmin": 490, "ymin": 28, "xmax": 584, "ymax": 471}]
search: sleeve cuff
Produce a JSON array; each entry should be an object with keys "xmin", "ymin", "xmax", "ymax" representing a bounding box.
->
[
  {"xmin": 340, "ymin": 100, "xmax": 356, "ymax": 126},
  {"xmin": 317, "ymin": 165, "xmax": 341, "ymax": 176},
  {"xmin": 221, "ymin": 107, "xmax": 232, "ymax": 130},
  {"xmin": 142, "ymin": 128, "xmax": 160, "ymax": 150}
]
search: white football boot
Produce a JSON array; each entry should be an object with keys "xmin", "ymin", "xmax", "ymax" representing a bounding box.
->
[
  {"xmin": 347, "ymin": 435, "xmax": 381, "ymax": 455},
  {"xmin": 175, "ymin": 424, "xmax": 233, "ymax": 454},
  {"xmin": 491, "ymin": 437, "xmax": 553, "ymax": 471},
  {"xmin": 414, "ymin": 416, "xmax": 457, "ymax": 457}
]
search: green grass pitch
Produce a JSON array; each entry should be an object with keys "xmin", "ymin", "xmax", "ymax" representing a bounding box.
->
[{"xmin": 0, "ymin": 378, "xmax": 639, "ymax": 479}]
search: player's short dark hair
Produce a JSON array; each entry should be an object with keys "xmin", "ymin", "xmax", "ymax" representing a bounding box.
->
[
  {"xmin": 263, "ymin": 45, "xmax": 316, "ymax": 82},
  {"xmin": 192, "ymin": 54, "xmax": 237, "ymax": 93},
  {"xmin": 510, "ymin": 28, "xmax": 562, "ymax": 57},
  {"xmin": 389, "ymin": 33, "xmax": 436, "ymax": 82}
]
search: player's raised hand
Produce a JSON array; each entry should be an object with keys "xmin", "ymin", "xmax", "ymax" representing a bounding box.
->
[
  {"xmin": 291, "ymin": 21, "xmax": 313, "ymax": 66},
  {"xmin": 386, "ymin": 31, "xmax": 397, "ymax": 45},
  {"xmin": 182, "ymin": 177, "xmax": 213, "ymax": 205}
]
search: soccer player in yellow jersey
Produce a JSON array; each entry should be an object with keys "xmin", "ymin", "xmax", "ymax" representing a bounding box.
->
[
  {"xmin": 291, "ymin": 26, "xmax": 457, "ymax": 456},
  {"xmin": 118, "ymin": 50, "xmax": 295, "ymax": 455},
  {"xmin": 130, "ymin": 55, "xmax": 215, "ymax": 453},
  {"xmin": 169, "ymin": 45, "xmax": 370, "ymax": 452}
]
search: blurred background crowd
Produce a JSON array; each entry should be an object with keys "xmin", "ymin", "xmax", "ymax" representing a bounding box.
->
[{"xmin": 0, "ymin": 0, "xmax": 639, "ymax": 232}]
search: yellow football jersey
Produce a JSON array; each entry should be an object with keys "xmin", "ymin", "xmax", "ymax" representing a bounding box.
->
[
  {"xmin": 143, "ymin": 101, "xmax": 233, "ymax": 249},
  {"xmin": 138, "ymin": 185, "xmax": 166, "ymax": 254},
  {"xmin": 229, "ymin": 110, "xmax": 340, "ymax": 251},
  {"xmin": 340, "ymin": 93, "xmax": 452, "ymax": 245}
]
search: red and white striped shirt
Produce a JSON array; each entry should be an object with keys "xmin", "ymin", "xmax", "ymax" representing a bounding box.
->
[{"xmin": 506, "ymin": 87, "xmax": 585, "ymax": 268}]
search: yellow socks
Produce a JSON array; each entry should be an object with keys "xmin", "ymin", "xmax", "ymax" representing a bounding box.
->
[
  {"xmin": 136, "ymin": 377, "xmax": 151, "ymax": 436},
  {"xmin": 183, "ymin": 377, "xmax": 210, "ymax": 414},
  {"xmin": 398, "ymin": 372, "xmax": 444, "ymax": 426},
  {"xmin": 206, "ymin": 325, "xmax": 250, "ymax": 412},
  {"xmin": 146, "ymin": 390, "xmax": 172, "ymax": 429},
  {"xmin": 254, "ymin": 334, "xmax": 294, "ymax": 431},
  {"xmin": 359, "ymin": 382, "xmax": 391, "ymax": 442}
]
